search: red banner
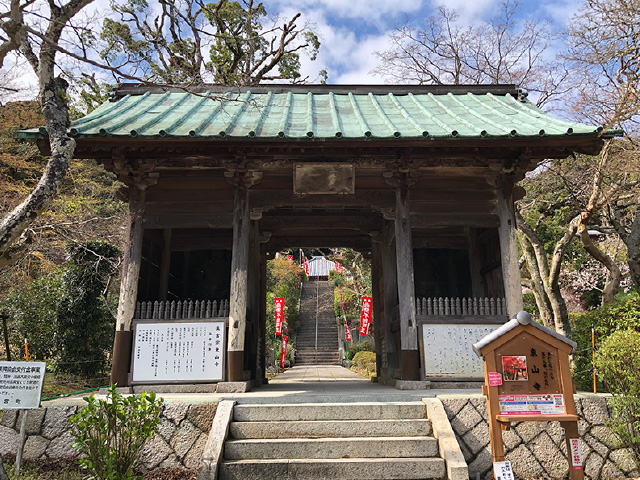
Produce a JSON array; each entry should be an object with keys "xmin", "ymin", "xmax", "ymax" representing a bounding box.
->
[
  {"xmin": 359, "ymin": 296, "xmax": 373, "ymax": 335},
  {"xmin": 304, "ymin": 258, "xmax": 309, "ymax": 275},
  {"xmin": 287, "ymin": 255, "xmax": 293, "ymax": 262},
  {"xmin": 339, "ymin": 287, "xmax": 351, "ymax": 341},
  {"xmin": 279, "ymin": 335, "xmax": 288, "ymax": 368},
  {"xmin": 274, "ymin": 297, "xmax": 284, "ymax": 335}
]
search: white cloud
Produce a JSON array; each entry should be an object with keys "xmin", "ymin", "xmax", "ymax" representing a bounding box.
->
[{"xmin": 267, "ymin": 0, "xmax": 423, "ymax": 26}]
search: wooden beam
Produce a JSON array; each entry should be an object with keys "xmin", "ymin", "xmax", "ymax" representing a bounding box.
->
[
  {"xmin": 497, "ymin": 189, "xmax": 524, "ymax": 317},
  {"xmin": 227, "ymin": 171, "xmax": 262, "ymax": 381},
  {"xmin": 111, "ymin": 186, "xmax": 145, "ymax": 386},
  {"xmin": 392, "ymin": 180, "xmax": 420, "ymax": 380},
  {"xmin": 158, "ymin": 228, "xmax": 172, "ymax": 300}
]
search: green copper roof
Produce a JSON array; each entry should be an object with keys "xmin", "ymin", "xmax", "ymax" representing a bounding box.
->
[{"xmin": 21, "ymin": 85, "xmax": 608, "ymax": 141}]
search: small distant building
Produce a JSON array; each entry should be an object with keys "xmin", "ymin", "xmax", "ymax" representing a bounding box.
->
[{"xmin": 307, "ymin": 256, "xmax": 335, "ymax": 280}]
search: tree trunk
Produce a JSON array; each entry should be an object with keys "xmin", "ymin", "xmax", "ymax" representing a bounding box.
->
[
  {"xmin": 0, "ymin": 77, "xmax": 74, "ymax": 267},
  {"xmin": 0, "ymin": 455, "xmax": 8, "ymax": 480},
  {"xmin": 627, "ymin": 210, "xmax": 640, "ymax": 293},
  {"xmin": 517, "ymin": 231, "xmax": 554, "ymax": 328},
  {"xmin": 515, "ymin": 210, "xmax": 574, "ymax": 336}
]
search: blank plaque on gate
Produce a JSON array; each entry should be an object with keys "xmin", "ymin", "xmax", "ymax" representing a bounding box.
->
[{"xmin": 294, "ymin": 163, "xmax": 355, "ymax": 195}]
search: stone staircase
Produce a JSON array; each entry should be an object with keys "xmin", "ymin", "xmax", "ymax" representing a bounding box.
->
[
  {"xmin": 218, "ymin": 401, "xmax": 446, "ymax": 479},
  {"xmin": 296, "ymin": 281, "xmax": 340, "ymax": 365}
]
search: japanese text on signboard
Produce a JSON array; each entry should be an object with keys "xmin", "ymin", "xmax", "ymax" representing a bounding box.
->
[
  {"xmin": 0, "ymin": 362, "xmax": 46, "ymax": 409},
  {"xmin": 274, "ymin": 297, "xmax": 284, "ymax": 336},
  {"xmin": 132, "ymin": 322, "xmax": 224, "ymax": 382},
  {"xmin": 359, "ymin": 296, "xmax": 372, "ymax": 335}
]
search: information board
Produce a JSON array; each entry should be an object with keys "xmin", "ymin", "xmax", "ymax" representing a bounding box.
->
[
  {"xmin": 132, "ymin": 321, "xmax": 225, "ymax": 383},
  {"xmin": 0, "ymin": 361, "xmax": 46, "ymax": 409},
  {"xmin": 422, "ymin": 324, "xmax": 499, "ymax": 378}
]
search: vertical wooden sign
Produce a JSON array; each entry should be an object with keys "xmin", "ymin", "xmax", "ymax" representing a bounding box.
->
[{"xmin": 473, "ymin": 311, "xmax": 584, "ymax": 480}]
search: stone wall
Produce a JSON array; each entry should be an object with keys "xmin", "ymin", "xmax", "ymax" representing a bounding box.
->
[
  {"xmin": 0, "ymin": 401, "xmax": 218, "ymax": 470},
  {"xmin": 440, "ymin": 394, "xmax": 639, "ymax": 480}
]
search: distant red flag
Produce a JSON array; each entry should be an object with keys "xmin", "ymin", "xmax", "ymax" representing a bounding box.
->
[
  {"xmin": 274, "ymin": 297, "xmax": 284, "ymax": 335},
  {"xmin": 288, "ymin": 255, "xmax": 293, "ymax": 262},
  {"xmin": 359, "ymin": 296, "xmax": 373, "ymax": 335},
  {"xmin": 279, "ymin": 335, "xmax": 288, "ymax": 368},
  {"xmin": 339, "ymin": 287, "xmax": 351, "ymax": 341},
  {"xmin": 304, "ymin": 258, "xmax": 309, "ymax": 275}
]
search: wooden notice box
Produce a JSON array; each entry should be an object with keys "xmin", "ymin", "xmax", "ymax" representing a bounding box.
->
[{"xmin": 473, "ymin": 311, "xmax": 584, "ymax": 480}]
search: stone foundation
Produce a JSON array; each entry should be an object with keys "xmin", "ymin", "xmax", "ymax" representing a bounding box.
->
[
  {"xmin": 440, "ymin": 394, "xmax": 639, "ymax": 480},
  {"xmin": 0, "ymin": 402, "xmax": 218, "ymax": 470}
]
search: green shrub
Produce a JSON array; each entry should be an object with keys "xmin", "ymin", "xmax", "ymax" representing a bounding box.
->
[
  {"xmin": 351, "ymin": 351, "xmax": 376, "ymax": 369},
  {"xmin": 595, "ymin": 329, "xmax": 640, "ymax": 466},
  {"xmin": 570, "ymin": 294, "xmax": 640, "ymax": 391},
  {"xmin": 56, "ymin": 241, "xmax": 119, "ymax": 376},
  {"xmin": 1, "ymin": 271, "xmax": 62, "ymax": 360},
  {"xmin": 348, "ymin": 340, "xmax": 374, "ymax": 359},
  {"xmin": 70, "ymin": 385, "xmax": 162, "ymax": 480}
]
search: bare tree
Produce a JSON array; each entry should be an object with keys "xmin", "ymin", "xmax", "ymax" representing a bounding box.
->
[
  {"xmin": 374, "ymin": 1, "xmax": 566, "ymax": 106},
  {"xmin": 0, "ymin": 0, "xmax": 321, "ymax": 266},
  {"xmin": 565, "ymin": 0, "xmax": 640, "ymax": 294}
]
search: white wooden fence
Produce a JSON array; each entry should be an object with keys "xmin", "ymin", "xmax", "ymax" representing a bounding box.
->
[
  {"xmin": 134, "ymin": 299, "xmax": 229, "ymax": 320},
  {"xmin": 415, "ymin": 297, "xmax": 507, "ymax": 316}
]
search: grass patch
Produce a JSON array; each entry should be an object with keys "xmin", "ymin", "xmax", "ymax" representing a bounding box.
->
[{"xmin": 41, "ymin": 372, "xmax": 109, "ymax": 400}]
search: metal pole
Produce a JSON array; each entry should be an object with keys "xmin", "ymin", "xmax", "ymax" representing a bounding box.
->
[
  {"xmin": 1, "ymin": 314, "xmax": 10, "ymax": 361},
  {"xmin": 15, "ymin": 411, "xmax": 27, "ymax": 474},
  {"xmin": 592, "ymin": 324, "xmax": 596, "ymax": 393},
  {"xmin": 315, "ymin": 269, "xmax": 319, "ymax": 350}
]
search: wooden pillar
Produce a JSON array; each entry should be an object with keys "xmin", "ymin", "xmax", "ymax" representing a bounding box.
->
[
  {"xmin": 468, "ymin": 227, "xmax": 485, "ymax": 298},
  {"xmin": 246, "ymin": 219, "xmax": 261, "ymax": 380},
  {"xmin": 158, "ymin": 228, "xmax": 172, "ymax": 301},
  {"xmin": 226, "ymin": 170, "xmax": 261, "ymax": 382},
  {"xmin": 371, "ymin": 238, "xmax": 384, "ymax": 379},
  {"xmin": 393, "ymin": 182, "xmax": 420, "ymax": 380},
  {"xmin": 381, "ymin": 220, "xmax": 398, "ymax": 377},
  {"xmin": 497, "ymin": 188, "xmax": 524, "ymax": 318},
  {"xmin": 111, "ymin": 186, "xmax": 145, "ymax": 386},
  {"xmin": 259, "ymin": 243, "xmax": 268, "ymax": 383}
]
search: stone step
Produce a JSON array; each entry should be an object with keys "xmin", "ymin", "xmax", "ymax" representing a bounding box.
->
[
  {"xmin": 233, "ymin": 402, "xmax": 426, "ymax": 422},
  {"xmin": 224, "ymin": 436, "xmax": 439, "ymax": 460},
  {"xmin": 295, "ymin": 359, "xmax": 340, "ymax": 365},
  {"xmin": 229, "ymin": 419, "xmax": 433, "ymax": 439},
  {"xmin": 219, "ymin": 457, "xmax": 446, "ymax": 480}
]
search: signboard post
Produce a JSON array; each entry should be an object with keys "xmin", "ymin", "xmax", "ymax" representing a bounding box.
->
[
  {"xmin": 472, "ymin": 312, "xmax": 583, "ymax": 480},
  {"xmin": 0, "ymin": 361, "xmax": 46, "ymax": 474}
]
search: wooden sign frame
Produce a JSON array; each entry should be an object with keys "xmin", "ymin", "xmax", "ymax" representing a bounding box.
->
[{"xmin": 473, "ymin": 312, "xmax": 584, "ymax": 480}]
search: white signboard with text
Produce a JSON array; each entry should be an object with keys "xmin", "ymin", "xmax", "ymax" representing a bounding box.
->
[
  {"xmin": 132, "ymin": 321, "xmax": 225, "ymax": 383},
  {"xmin": 422, "ymin": 324, "xmax": 499, "ymax": 379},
  {"xmin": 0, "ymin": 361, "xmax": 46, "ymax": 409}
]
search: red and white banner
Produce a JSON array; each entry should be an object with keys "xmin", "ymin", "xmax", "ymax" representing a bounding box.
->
[
  {"xmin": 334, "ymin": 261, "xmax": 343, "ymax": 274},
  {"xmin": 304, "ymin": 258, "xmax": 309, "ymax": 275},
  {"xmin": 338, "ymin": 287, "xmax": 351, "ymax": 341},
  {"xmin": 274, "ymin": 297, "xmax": 284, "ymax": 335},
  {"xmin": 359, "ymin": 296, "xmax": 373, "ymax": 335},
  {"xmin": 287, "ymin": 255, "xmax": 293, "ymax": 262},
  {"xmin": 279, "ymin": 335, "xmax": 288, "ymax": 368}
]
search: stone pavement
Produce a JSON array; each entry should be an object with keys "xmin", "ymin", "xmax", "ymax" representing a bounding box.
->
[{"xmin": 44, "ymin": 365, "xmax": 481, "ymax": 406}]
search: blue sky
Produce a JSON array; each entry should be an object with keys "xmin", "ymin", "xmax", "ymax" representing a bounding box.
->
[{"xmin": 265, "ymin": 0, "xmax": 583, "ymax": 84}]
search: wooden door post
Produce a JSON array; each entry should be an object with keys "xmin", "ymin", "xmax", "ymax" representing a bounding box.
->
[
  {"xmin": 385, "ymin": 170, "xmax": 420, "ymax": 380},
  {"xmin": 497, "ymin": 188, "xmax": 524, "ymax": 318},
  {"xmin": 226, "ymin": 169, "xmax": 261, "ymax": 382},
  {"xmin": 381, "ymin": 220, "xmax": 398, "ymax": 377},
  {"xmin": 371, "ymin": 237, "xmax": 384, "ymax": 378},
  {"xmin": 111, "ymin": 185, "xmax": 145, "ymax": 386},
  {"xmin": 158, "ymin": 228, "xmax": 172, "ymax": 301}
]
